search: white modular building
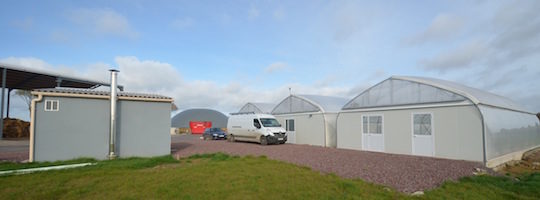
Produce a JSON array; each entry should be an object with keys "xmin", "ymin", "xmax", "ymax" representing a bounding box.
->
[
  {"xmin": 271, "ymin": 94, "xmax": 348, "ymax": 147},
  {"xmin": 337, "ymin": 76, "xmax": 540, "ymax": 167}
]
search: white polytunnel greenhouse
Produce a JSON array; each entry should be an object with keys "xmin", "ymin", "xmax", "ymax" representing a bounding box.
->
[
  {"xmin": 238, "ymin": 102, "xmax": 275, "ymax": 114},
  {"xmin": 271, "ymin": 94, "xmax": 348, "ymax": 147},
  {"xmin": 337, "ymin": 76, "xmax": 540, "ymax": 167}
]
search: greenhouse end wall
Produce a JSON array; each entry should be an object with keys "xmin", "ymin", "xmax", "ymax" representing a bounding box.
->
[{"xmin": 274, "ymin": 113, "xmax": 326, "ymax": 147}]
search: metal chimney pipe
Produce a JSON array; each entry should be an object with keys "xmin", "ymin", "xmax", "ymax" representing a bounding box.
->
[{"xmin": 108, "ymin": 69, "xmax": 119, "ymax": 159}]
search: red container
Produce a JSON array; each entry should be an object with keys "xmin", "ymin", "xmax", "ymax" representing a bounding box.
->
[{"xmin": 189, "ymin": 121, "xmax": 212, "ymax": 134}]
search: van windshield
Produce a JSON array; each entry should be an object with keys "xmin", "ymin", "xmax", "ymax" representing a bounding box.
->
[{"xmin": 260, "ymin": 118, "xmax": 281, "ymax": 127}]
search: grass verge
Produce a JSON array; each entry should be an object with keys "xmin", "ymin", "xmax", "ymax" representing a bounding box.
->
[{"xmin": 0, "ymin": 153, "xmax": 539, "ymax": 199}]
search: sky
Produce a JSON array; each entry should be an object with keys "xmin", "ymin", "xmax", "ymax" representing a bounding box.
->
[{"xmin": 0, "ymin": 0, "xmax": 539, "ymax": 120}]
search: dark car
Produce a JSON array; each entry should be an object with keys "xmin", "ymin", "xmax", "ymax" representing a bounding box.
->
[{"xmin": 203, "ymin": 128, "xmax": 227, "ymax": 140}]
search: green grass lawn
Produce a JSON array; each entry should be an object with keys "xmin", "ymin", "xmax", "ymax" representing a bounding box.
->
[{"xmin": 0, "ymin": 153, "xmax": 539, "ymax": 199}]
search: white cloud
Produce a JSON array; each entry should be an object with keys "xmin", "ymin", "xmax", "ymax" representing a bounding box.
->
[
  {"xmin": 264, "ymin": 62, "xmax": 288, "ymax": 73},
  {"xmin": 419, "ymin": 41, "xmax": 488, "ymax": 72},
  {"xmin": 329, "ymin": 1, "xmax": 375, "ymax": 42},
  {"xmin": 114, "ymin": 56, "xmax": 182, "ymax": 92},
  {"xmin": 405, "ymin": 14, "xmax": 464, "ymax": 45},
  {"xmin": 413, "ymin": 1, "xmax": 540, "ymax": 112},
  {"xmin": 67, "ymin": 8, "xmax": 138, "ymax": 38},
  {"xmin": 0, "ymin": 57, "xmax": 54, "ymax": 70},
  {"xmin": 332, "ymin": 8, "xmax": 361, "ymax": 42},
  {"xmin": 170, "ymin": 17, "xmax": 194, "ymax": 30},
  {"xmin": 0, "ymin": 57, "xmax": 358, "ymax": 115},
  {"xmin": 417, "ymin": 1, "xmax": 540, "ymax": 72}
]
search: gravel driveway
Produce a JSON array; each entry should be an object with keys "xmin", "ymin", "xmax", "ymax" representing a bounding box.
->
[
  {"xmin": 0, "ymin": 139, "xmax": 29, "ymax": 162},
  {"xmin": 172, "ymin": 134, "xmax": 486, "ymax": 193}
]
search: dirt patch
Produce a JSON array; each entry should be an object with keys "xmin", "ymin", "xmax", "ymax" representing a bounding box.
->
[{"xmin": 501, "ymin": 148, "xmax": 540, "ymax": 176}]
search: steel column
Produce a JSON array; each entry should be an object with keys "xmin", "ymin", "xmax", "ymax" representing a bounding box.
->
[
  {"xmin": 6, "ymin": 89, "xmax": 11, "ymax": 118},
  {"xmin": 0, "ymin": 68, "xmax": 6, "ymax": 139}
]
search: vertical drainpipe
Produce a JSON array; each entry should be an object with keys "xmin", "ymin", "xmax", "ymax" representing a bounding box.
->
[{"xmin": 108, "ymin": 69, "xmax": 119, "ymax": 159}]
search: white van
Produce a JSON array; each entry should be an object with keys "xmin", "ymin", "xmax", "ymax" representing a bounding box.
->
[{"xmin": 227, "ymin": 113, "xmax": 287, "ymax": 145}]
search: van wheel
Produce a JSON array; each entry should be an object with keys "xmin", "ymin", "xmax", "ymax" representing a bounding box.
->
[
  {"xmin": 228, "ymin": 135, "xmax": 235, "ymax": 142},
  {"xmin": 260, "ymin": 136, "xmax": 268, "ymax": 145}
]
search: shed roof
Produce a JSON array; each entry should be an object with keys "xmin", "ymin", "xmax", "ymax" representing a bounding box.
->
[
  {"xmin": 33, "ymin": 88, "xmax": 172, "ymax": 100},
  {"xmin": 272, "ymin": 94, "xmax": 348, "ymax": 114},
  {"xmin": 0, "ymin": 62, "xmax": 122, "ymax": 90}
]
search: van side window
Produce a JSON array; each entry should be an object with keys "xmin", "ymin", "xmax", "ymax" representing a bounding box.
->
[{"xmin": 253, "ymin": 119, "xmax": 262, "ymax": 129}]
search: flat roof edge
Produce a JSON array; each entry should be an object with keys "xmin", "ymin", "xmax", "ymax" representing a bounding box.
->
[{"xmin": 31, "ymin": 91, "xmax": 173, "ymax": 103}]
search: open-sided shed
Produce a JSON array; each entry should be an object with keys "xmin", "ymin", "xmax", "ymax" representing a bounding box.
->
[
  {"xmin": 271, "ymin": 94, "xmax": 348, "ymax": 147},
  {"xmin": 337, "ymin": 76, "xmax": 540, "ymax": 167},
  {"xmin": 0, "ymin": 63, "xmax": 121, "ymax": 138}
]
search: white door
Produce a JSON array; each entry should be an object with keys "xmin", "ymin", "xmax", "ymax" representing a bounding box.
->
[
  {"xmin": 362, "ymin": 115, "xmax": 384, "ymax": 152},
  {"xmin": 285, "ymin": 119, "xmax": 296, "ymax": 144},
  {"xmin": 412, "ymin": 113, "xmax": 434, "ymax": 156}
]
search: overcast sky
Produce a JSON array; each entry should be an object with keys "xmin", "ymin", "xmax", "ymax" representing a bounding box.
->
[{"xmin": 1, "ymin": 0, "xmax": 539, "ymax": 120}]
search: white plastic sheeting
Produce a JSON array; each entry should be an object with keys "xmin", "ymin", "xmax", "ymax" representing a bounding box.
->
[
  {"xmin": 393, "ymin": 76, "xmax": 531, "ymax": 113},
  {"xmin": 238, "ymin": 102, "xmax": 275, "ymax": 114},
  {"xmin": 343, "ymin": 76, "xmax": 533, "ymax": 114},
  {"xmin": 343, "ymin": 78, "xmax": 467, "ymax": 109},
  {"xmin": 480, "ymin": 105, "xmax": 540, "ymax": 160},
  {"xmin": 272, "ymin": 94, "xmax": 348, "ymax": 114}
]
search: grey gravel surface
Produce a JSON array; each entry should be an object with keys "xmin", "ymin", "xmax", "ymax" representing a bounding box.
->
[
  {"xmin": 0, "ymin": 151, "xmax": 28, "ymax": 162},
  {"xmin": 172, "ymin": 134, "xmax": 486, "ymax": 193},
  {"xmin": 0, "ymin": 139, "xmax": 29, "ymax": 162}
]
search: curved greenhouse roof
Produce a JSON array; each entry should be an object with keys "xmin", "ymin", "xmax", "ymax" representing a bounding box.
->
[
  {"xmin": 272, "ymin": 94, "xmax": 348, "ymax": 114},
  {"xmin": 238, "ymin": 102, "xmax": 275, "ymax": 114},
  {"xmin": 343, "ymin": 76, "xmax": 531, "ymax": 114},
  {"xmin": 171, "ymin": 108, "xmax": 228, "ymax": 128}
]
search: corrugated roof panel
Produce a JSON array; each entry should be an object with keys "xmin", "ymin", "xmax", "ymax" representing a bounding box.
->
[{"xmin": 34, "ymin": 88, "xmax": 172, "ymax": 100}]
